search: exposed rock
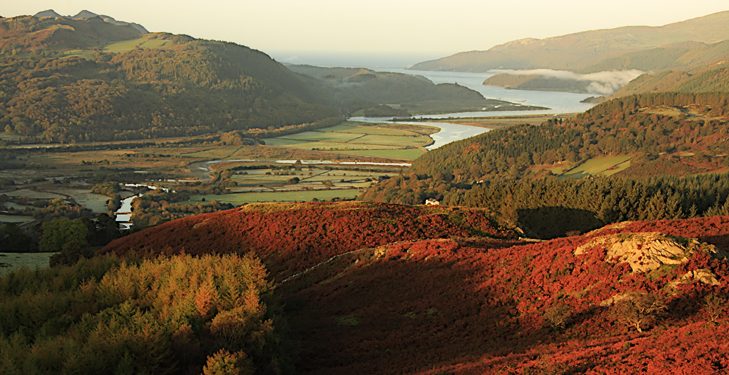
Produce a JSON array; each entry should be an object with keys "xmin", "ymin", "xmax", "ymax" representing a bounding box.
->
[
  {"xmin": 667, "ymin": 268, "xmax": 721, "ymax": 289},
  {"xmin": 575, "ymin": 232, "xmax": 726, "ymax": 273},
  {"xmin": 585, "ymin": 221, "xmax": 633, "ymax": 236}
]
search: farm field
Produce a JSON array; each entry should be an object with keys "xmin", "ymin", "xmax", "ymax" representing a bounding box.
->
[
  {"xmin": 0, "ymin": 215, "xmax": 34, "ymax": 223},
  {"xmin": 431, "ymin": 114, "xmax": 570, "ymax": 128},
  {"xmin": 332, "ymin": 149, "xmax": 425, "ymax": 159},
  {"xmin": 190, "ymin": 189, "xmax": 361, "ymax": 205},
  {"xmin": 560, "ymin": 155, "xmax": 634, "ymax": 179},
  {"xmin": 264, "ymin": 122, "xmax": 435, "ymax": 160},
  {"xmin": 103, "ymin": 33, "xmax": 173, "ymax": 53},
  {"xmin": 0, "ymin": 252, "xmax": 56, "ymax": 276}
]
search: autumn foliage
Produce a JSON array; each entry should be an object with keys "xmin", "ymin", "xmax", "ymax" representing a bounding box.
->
[
  {"xmin": 280, "ymin": 215, "xmax": 729, "ymax": 374},
  {"xmin": 100, "ymin": 202, "xmax": 515, "ymax": 280}
]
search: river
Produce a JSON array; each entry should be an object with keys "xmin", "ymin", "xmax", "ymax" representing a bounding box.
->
[{"xmin": 348, "ymin": 68, "xmax": 597, "ymax": 150}]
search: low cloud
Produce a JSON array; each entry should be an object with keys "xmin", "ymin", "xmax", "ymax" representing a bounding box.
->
[{"xmin": 489, "ymin": 69, "xmax": 644, "ymax": 95}]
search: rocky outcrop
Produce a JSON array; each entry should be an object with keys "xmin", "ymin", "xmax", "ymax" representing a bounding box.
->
[{"xmin": 575, "ymin": 232, "xmax": 726, "ymax": 273}]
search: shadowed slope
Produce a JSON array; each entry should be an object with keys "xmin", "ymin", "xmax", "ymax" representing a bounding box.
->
[{"xmin": 283, "ymin": 216, "xmax": 729, "ymax": 374}]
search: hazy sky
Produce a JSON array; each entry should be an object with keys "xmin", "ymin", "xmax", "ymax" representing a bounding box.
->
[{"xmin": 4, "ymin": 1, "xmax": 729, "ymax": 58}]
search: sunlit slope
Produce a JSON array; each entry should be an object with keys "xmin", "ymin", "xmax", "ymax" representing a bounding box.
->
[
  {"xmin": 411, "ymin": 11, "xmax": 729, "ymax": 72},
  {"xmin": 99, "ymin": 201, "xmax": 516, "ymax": 280}
]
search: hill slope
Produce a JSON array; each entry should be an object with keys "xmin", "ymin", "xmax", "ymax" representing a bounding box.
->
[
  {"xmin": 0, "ymin": 16, "xmax": 337, "ymax": 142},
  {"xmin": 411, "ymin": 11, "xmax": 729, "ymax": 73},
  {"xmin": 100, "ymin": 202, "xmax": 516, "ymax": 281},
  {"xmin": 283, "ymin": 216, "xmax": 729, "ymax": 374}
]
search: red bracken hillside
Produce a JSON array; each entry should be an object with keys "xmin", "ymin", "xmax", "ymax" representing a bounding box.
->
[
  {"xmin": 100, "ymin": 201, "xmax": 516, "ymax": 280},
  {"xmin": 282, "ymin": 216, "xmax": 729, "ymax": 374}
]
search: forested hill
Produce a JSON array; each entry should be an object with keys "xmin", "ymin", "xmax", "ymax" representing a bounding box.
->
[
  {"xmin": 404, "ymin": 92, "xmax": 729, "ymax": 184},
  {"xmin": 360, "ymin": 92, "xmax": 729, "ymax": 237},
  {"xmin": 286, "ymin": 65, "xmax": 528, "ymax": 116},
  {"xmin": 0, "ymin": 13, "xmax": 143, "ymax": 52},
  {"xmin": 410, "ymin": 11, "xmax": 729, "ymax": 73},
  {"xmin": 0, "ymin": 15, "xmax": 337, "ymax": 143}
]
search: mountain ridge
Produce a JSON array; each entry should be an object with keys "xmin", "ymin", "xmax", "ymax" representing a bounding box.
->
[
  {"xmin": 411, "ymin": 11, "xmax": 729, "ymax": 73},
  {"xmin": 34, "ymin": 9, "xmax": 148, "ymax": 34}
]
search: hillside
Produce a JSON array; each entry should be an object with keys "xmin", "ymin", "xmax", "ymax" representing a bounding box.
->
[
  {"xmin": 0, "ymin": 15, "xmax": 337, "ymax": 143},
  {"xmin": 410, "ymin": 11, "xmax": 729, "ymax": 73},
  {"xmin": 287, "ymin": 65, "xmax": 535, "ymax": 116},
  {"xmin": 359, "ymin": 93, "xmax": 729, "ymax": 237},
  {"xmin": 100, "ymin": 201, "xmax": 517, "ymax": 281},
  {"xmin": 613, "ymin": 64, "xmax": 729, "ymax": 97},
  {"xmin": 283, "ymin": 216, "xmax": 729, "ymax": 374},
  {"xmin": 483, "ymin": 73, "xmax": 594, "ymax": 94},
  {"xmin": 35, "ymin": 9, "xmax": 149, "ymax": 34},
  {"xmin": 0, "ymin": 13, "xmax": 143, "ymax": 52}
]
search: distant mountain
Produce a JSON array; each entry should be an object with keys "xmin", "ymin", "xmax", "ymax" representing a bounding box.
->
[
  {"xmin": 34, "ymin": 9, "xmax": 148, "ymax": 34},
  {"xmin": 411, "ymin": 11, "xmax": 729, "ymax": 73},
  {"xmin": 68, "ymin": 9, "xmax": 148, "ymax": 34},
  {"xmin": 607, "ymin": 40, "xmax": 729, "ymax": 96},
  {"xmin": 34, "ymin": 9, "xmax": 63, "ymax": 18}
]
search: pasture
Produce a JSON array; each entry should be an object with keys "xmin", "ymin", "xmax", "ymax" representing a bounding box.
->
[
  {"xmin": 0, "ymin": 253, "xmax": 55, "ymax": 276},
  {"xmin": 190, "ymin": 189, "xmax": 361, "ymax": 205},
  {"xmin": 265, "ymin": 122, "xmax": 434, "ymax": 160},
  {"xmin": 560, "ymin": 155, "xmax": 634, "ymax": 179}
]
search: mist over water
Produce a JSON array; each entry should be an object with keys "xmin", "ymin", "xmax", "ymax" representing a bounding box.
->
[
  {"xmin": 271, "ymin": 51, "xmax": 597, "ymax": 115},
  {"xmin": 378, "ymin": 68, "xmax": 596, "ymax": 115}
]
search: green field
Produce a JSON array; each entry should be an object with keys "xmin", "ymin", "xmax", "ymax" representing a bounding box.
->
[
  {"xmin": 278, "ymin": 131, "xmax": 361, "ymax": 142},
  {"xmin": 278, "ymin": 142, "xmax": 402, "ymax": 151},
  {"xmin": 262, "ymin": 138, "xmax": 312, "ymax": 146},
  {"xmin": 4, "ymin": 189, "xmax": 66, "ymax": 200},
  {"xmin": 103, "ymin": 34, "xmax": 173, "ymax": 53},
  {"xmin": 263, "ymin": 122, "xmax": 433, "ymax": 159},
  {"xmin": 333, "ymin": 149, "xmax": 425, "ymax": 160},
  {"xmin": 560, "ymin": 155, "xmax": 634, "ymax": 179},
  {"xmin": 190, "ymin": 189, "xmax": 361, "ymax": 205},
  {"xmin": 0, "ymin": 253, "xmax": 56, "ymax": 276},
  {"xmin": 0, "ymin": 215, "xmax": 35, "ymax": 223},
  {"xmin": 0, "ymin": 132, "xmax": 22, "ymax": 141}
]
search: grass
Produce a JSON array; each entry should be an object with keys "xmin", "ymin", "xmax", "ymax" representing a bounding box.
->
[
  {"xmin": 60, "ymin": 50, "xmax": 95, "ymax": 59},
  {"xmin": 346, "ymin": 134, "xmax": 429, "ymax": 147},
  {"xmin": 0, "ymin": 215, "xmax": 35, "ymax": 223},
  {"xmin": 277, "ymin": 131, "xmax": 362, "ymax": 142},
  {"xmin": 560, "ymin": 155, "xmax": 634, "ymax": 179},
  {"xmin": 277, "ymin": 142, "xmax": 402, "ymax": 151},
  {"xmin": 333, "ymin": 149, "xmax": 425, "ymax": 160},
  {"xmin": 262, "ymin": 122, "xmax": 433, "ymax": 157},
  {"xmin": 103, "ymin": 34, "xmax": 173, "ymax": 53},
  {"xmin": 4, "ymin": 189, "xmax": 66, "ymax": 199},
  {"xmin": 50, "ymin": 189, "xmax": 111, "ymax": 213},
  {"xmin": 0, "ymin": 252, "xmax": 56, "ymax": 276},
  {"xmin": 190, "ymin": 189, "xmax": 361, "ymax": 205},
  {"xmin": 431, "ymin": 114, "xmax": 568, "ymax": 129},
  {"xmin": 0, "ymin": 132, "xmax": 22, "ymax": 141},
  {"xmin": 262, "ymin": 138, "xmax": 312, "ymax": 146}
]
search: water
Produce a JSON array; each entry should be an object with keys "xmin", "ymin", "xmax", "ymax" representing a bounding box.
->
[
  {"xmin": 348, "ymin": 67, "xmax": 597, "ymax": 150},
  {"xmin": 370, "ymin": 67, "xmax": 596, "ymax": 115}
]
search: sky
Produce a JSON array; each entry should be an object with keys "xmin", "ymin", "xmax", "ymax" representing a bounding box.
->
[{"xmin": 4, "ymin": 1, "xmax": 729, "ymax": 66}]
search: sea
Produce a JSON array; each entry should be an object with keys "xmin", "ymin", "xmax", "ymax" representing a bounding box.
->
[{"xmin": 269, "ymin": 50, "xmax": 597, "ymax": 116}]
